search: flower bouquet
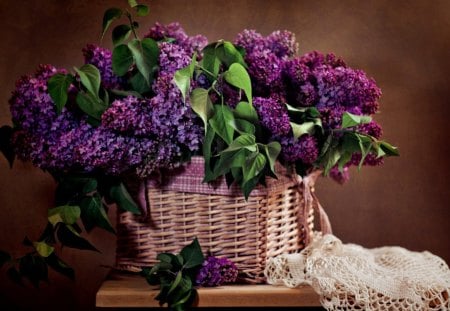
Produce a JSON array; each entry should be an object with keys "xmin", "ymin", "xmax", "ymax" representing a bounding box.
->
[{"xmin": 0, "ymin": 1, "xmax": 398, "ymax": 309}]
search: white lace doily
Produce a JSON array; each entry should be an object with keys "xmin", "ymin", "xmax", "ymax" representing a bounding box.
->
[{"xmin": 265, "ymin": 234, "xmax": 450, "ymax": 310}]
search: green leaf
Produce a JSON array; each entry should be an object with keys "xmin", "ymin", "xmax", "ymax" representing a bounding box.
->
[
  {"xmin": 285, "ymin": 104, "xmax": 320, "ymax": 116},
  {"xmin": 337, "ymin": 151, "xmax": 353, "ymax": 171},
  {"xmin": 101, "ymin": 8, "xmax": 123, "ymax": 39},
  {"xmin": 243, "ymin": 152, "xmax": 266, "ymax": 184},
  {"xmin": 45, "ymin": 253, "xmax": 75, "ymax": 280},
  {"xmin": 212, "ymin": 148, "xmax": 248, "ymax": 179},
  {"xmin": 76, "ymin": 91, "xmax": 107, "ymax": 121},
  {"xmin": 264, "ymin": 141, "xmax": 281, "ymax": 174},
  {"xmin": 135, "ymin": 4, "xmax": 149, "ymax": 16},
  {"xmin": 201, "ymin": 44, "xmax": 220, "ymax": 78},
  {"xmin": 176, "ymin": 254, "xmax": 184, "ymax": 266},
  {"xmin": 0, "ymin": 125, "xmax": 15, "ymax": 168},
  {"xmin": 290, "ymin": 121, "xmax": 316, "ymax": 140},
  {"xmin": 56, "ymin": 223, "xmax": 99, "ymax": 252},
  {"xmin": 128, "ymin": 38, "xmax": 159, "ymax": 87},
  {"xmin": 209, "ymin": 105, "xmax": 235, "ymax": 144},
  {"xmin": 38, "ymin": 223, "xmax": 56, "ymax": 245},
  {"xmin": 47, "ymin": 73, "xmax": 74, "ymax": 114},
  {"xmin": 48, "ymin": 205, "xmax": 81, "ymax": 226},
  {"xmin": 379, "ymin": 141, "xmax": 399, "ymax": 156},
  {"xmin": 109, "ymin": 182, "xmax": 141, "ymax": 214},
  {"xmin": 170, "ymin": 277, "xmax": 194, "ymax": 308},
  {"xmin": 216, "ymin": 41, "xmax": 247, "ymax": 68},
  {"xmin": 112, "ymin": 24, "xmax": 132, "ymax": 46},
  {"xmin": 323, "ymin": 148, "xmax": 341, "ymax": 175},
  {"xmin": 80, "ymin": 195, "xmax": 115, "ymax": 234},
  {"xmin": 82, "ymin": 178, "xmax": 98, "ymax": 194},
  {"xmin": 341, "ymin": 112, "xmax": 372, "ymax": 129},
  {"xmin": 168, "ymin": 271, "xmax": 183, "ymax": 296},
  {"xmin": 130, "ymin": 72, "xmax": 151, "ymax": 94},
  {"xmin": 223, "ymin": 63, "xmax": 252, "ymax": 105},
  {"xmin": 232, "ymin": 119, "xmax": 255, "ymax": 135},
  {"xmin": 74, "ymin": 64, "xmax": 101, "ymax": 98},
  {"xmin": 112, "ymin": 44, "xmax": 134, "ymax": 76},
  {"xmin": 221, "ymin": 134, "xmax": 256, "ymax": 153},
  {"xmin": 356, "ymin": 134, "xmax": 373, "ymax": 168},
  {"xmin": 127, "ymin": 0, "xmax": 138, "ymax": 7},
  {"xmin": 33, "ymin": 241, "xmax": 54, "ymax": 258},
  {"xmin": 341, "ymin": 132, "xmax": 362, "ymax": 153},
  {"xmin": 319, "ymin": 134, "xmax": 333, "ymax": 158},
  {"xmin": 0, "ymin": 250, "xmax": 11, "ymax": 269},
  {"xmin": 19, "ymin": 255, "xmax": 48, "ymax": 288},
  {"xmin": 241, "ymin": 173, "xmax": 262, "ymax": 200},
  {"xmin": 180, "ymin": 238, "xmax": 204, "ymax": 269},
  {"xmin": 189, "ymin": 88, "xmax": 214, "ymax": 130},
  {"xmin": 157, "ymin": 253, "xmax": 174, "ymax": 264},
  {"xmin": 174, "ymin": 54, "xmax": 196, "ymax": 102},
  {"xmin": 234, "ymin": 101, "xmax": 258, "ymax": 123}
]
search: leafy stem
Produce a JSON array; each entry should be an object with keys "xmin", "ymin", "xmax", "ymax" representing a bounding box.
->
[{"xmin": 125, "ymin": 10, "xmax": 139, "ymax": 39}]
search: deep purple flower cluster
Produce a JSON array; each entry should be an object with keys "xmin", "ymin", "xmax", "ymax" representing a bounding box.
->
[
  {"xmin": 279, "ymin": 135, "xmax": 319, "ymax": 164},
  {"xmin": 196, "ymin": 256, "xmax": 238, "ymax": 287},
  {"xmin": 145, "ymin": 22, "xmax": 207, "ymax": 57},
  {"xmin": 83, "ymin": 44, "xmax": 125, "ymax": 89},
  {"xmin": 253, "ymin": 97, "xmax": 290, "ymax": 136},
  {"xmin": 9, "ymin": 23, "xmax": 387, "ymax": 184},
  {"xmin": 232, "ymin": 29, "xmax": 385, "ymax": 183},
  {"xmin": 9, "ymin": 23, "xmax": 204, "ymax": 177}
]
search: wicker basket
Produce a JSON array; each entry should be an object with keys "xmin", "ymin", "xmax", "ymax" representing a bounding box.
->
[{"xmin": 116, "ymin": 157, "xmax": 331, "ymax": 283}]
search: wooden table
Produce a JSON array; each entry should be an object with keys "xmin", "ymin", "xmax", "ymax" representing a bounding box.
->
[{"xmin": 96, "ymin": 272, "xmax": 321, "ymax": 308}]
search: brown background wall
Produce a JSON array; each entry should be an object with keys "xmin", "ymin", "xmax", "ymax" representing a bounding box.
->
[{"xmin": 0, "ymin": 0, "xmax": 449, "ymax": 310}]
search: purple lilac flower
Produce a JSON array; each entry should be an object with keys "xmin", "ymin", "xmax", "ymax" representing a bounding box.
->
[
  {"xmin": 102, "ymin": 96, "xmax": 153, "ymax": 136},
  {"xmin": 157, "ymin": 42, "xmax": 192, "ymax": 75},
  {"xmin": 358, "ymin": 120, "xmax": 382, "ymax": 139},
  {"xmin": 46, "ymin": 118, "xmax": 93, "ymax": 170},
  {"xmin": 76, "ymin": 126, "xmax": 156, "ymax": 175},
  {"xmin": 196, "ymin": 256, "xmax": 238, "ymax": 287},
  {"xmin": 82, "ymin": 44, "xmax": 124, "ymax": 89},
  {"xmin": 234, "ymin": 29, "xmax": 265, "ymax": 53},
  {"xmin": 10, "ymin": 64, "xmax": 62, "ymax": 134},
  {"xmin": 282, "ymin": 57, "xmax": 318, "ymax": 107},
  {"xmin": 246, "ymin": 49, "xmax": 282, "ymax": 96},
  {"xmin": 300, "ymin": 51, "xmax": 346, "ymax": 69},
  {"xmin": 266, "ymin": 30, "xmax": 298, "ymax": 59},
  {"xmin": 351, "ymin": 153, "xmax": 384, "ymax": 167},
  {"xmin": 9, "ymin": 64, "xmax": 67, "ymax": 167},
  {"xmin": 145, "ymin": 22, "xmax": 207, "ymax": 56},
  {"xmin": 314, "ymin": 65, "xmax": 381, "ymax": 113},
  {"xmin": 234, "ymin": 29, "xmax": 298, "ymax": 59},
  {"xmin": 253, "ymin": 97, "xmax": 290, "ymax": 136},
  {"xmin": 278, "ymin": 134, "xmax": 319, "ymax": 164},
  {"xmin": 329, "ymin": 166, "xmax": 350, "ymax": 184},
  {"xmin": 127, "ymin": 70, "xmax": 202, "ymax": 175},
  {"xmin": 282, "ymin": 51, "xmax": 381, "ymax": 130}
]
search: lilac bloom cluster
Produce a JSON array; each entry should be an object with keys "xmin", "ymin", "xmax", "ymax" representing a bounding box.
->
[
  {"xmin": 9, "ymin": 64, "xmax": 76, "ymax": 168},
  {"xmin": 253, "ymin": 97, "xmax": 290, "ymax": 136},
  {"xmin": 233, "ymin": 29, "xmax": 384, "ymax": 182},
  {"xmin": 145, "ymin": 22, "xmax": 207, "ymax": 57},
  {"xmin": 196, "ymin": 256, "xmax": 238, "ymax": 287},
  {"xmin": 9, "ymin": 23, "xmax": 204, "ymax": 177},
  {"xmin": 83, "ymin": 44, "xmax": 125, "ymax": 89}
]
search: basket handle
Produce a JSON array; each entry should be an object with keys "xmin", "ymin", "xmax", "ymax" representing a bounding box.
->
[{"xmin": 295, "ymin": 171, "xmax": 333, "ymax": 245}]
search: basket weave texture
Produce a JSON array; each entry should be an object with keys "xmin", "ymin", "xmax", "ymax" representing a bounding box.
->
[{"xmin": 116, "ymin": 157, "xmax": 329, "ymax": 283}]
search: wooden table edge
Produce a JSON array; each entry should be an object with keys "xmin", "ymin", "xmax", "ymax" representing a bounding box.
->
[{"xmin": 96, "ymin": 272, "xmax": 321, "ymax": 308}]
